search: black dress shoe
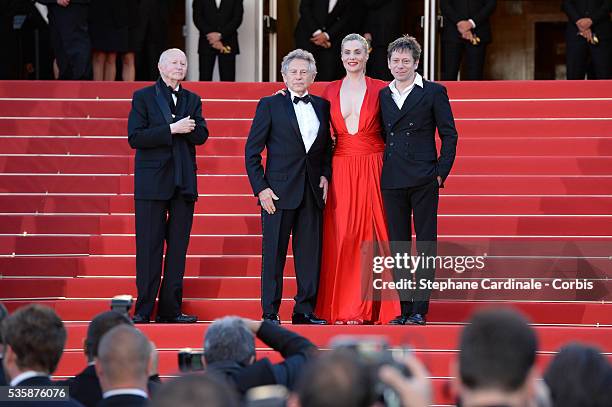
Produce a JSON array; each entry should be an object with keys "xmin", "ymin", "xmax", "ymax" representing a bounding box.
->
[
  {"xmin": 292, "ymin": 313, "xmax": 327, "ymax": 325},
  {"xmin": 262, "ymin": 313, "xmax": 280, "ymax": 325},
  {"xmin": 388, "ymin": 315, "xmax": 409, "ymax": 325},
  {"xmin": 155, "ymin": 313, "xmax": 197, "ymax": 323},
  {"xmin": 406, "ymin": 313, "xmax": 426, "ymax": 325},
  {"xmin": 132, "ymin": 314, "xmax": 150, "ymax": 324}
]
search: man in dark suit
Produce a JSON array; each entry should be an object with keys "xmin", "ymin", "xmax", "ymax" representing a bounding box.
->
[
  {"xmin": 0, "ymin": 303, "xmax": 8, "ymax": 386},
  {"xmin": 193, "ymin": 0, "xmax": 243, "ymax": 81},
  {"xmin": 127, "ymin": 48, "xmax": 208, "ymax": 324},
  {"xmin": 563, "ymin": 0, "xmax": 612, "ymax": 79},
  {"xmin": 294, "ymin": 0, "xmax": 353, "ymax": 81},
  {"xmin": 379, "ymin": 36, "xmax": 458, "ymax": 325},
  {"xmin": 57, "ymin": 311, "xmax": 159, "ymax": 407},
  {"xmin": 134, "ymin": 0, "xmax": 171, "ymax": 81},
  {"xmin": 95, "ymin": 325, "xmax": 150, "ymax": 407},
  {"xmin": 2, "ymin": 304, "xmax": 82, "ymax": 407},
  {"xmin": 37, "ymin": 0, "xmax": 91, "ymax": 80},
  {"xmin": 245, "ymin": 49, "xmax": 332, "ymax": 325},
  {"xmin": 440, "ymin": 0, "xmax": 496, "ymax": 80},
  {"xmin": 359, "ymin": 0, "xmax": 405, "ymax": 81}
]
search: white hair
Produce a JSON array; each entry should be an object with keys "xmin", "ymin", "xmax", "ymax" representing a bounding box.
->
[
  {"xmin": 158, "ymin": 48, "xmax": 187, "ymax": 66},
  {"xmin": 281, "ymin": 49, "xmax": 317, "ymax": 75}
]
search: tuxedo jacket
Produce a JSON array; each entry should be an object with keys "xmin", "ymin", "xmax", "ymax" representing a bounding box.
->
[
  {"xmin": 440, "ymin": 0, "xmax": 497, "ymax": 44},
  {"xmin": 8, "ymin": 376, "xmax": 83, "ymax": 407},
  {"xmin": 379, "ymin": 81, "xmax": 458, "ymax": 189},
  {"xmin": 96, "ymin": 394, "xmax": 148, "ymax": 407},
  {"xmin": 562, "ymin": 0, "xmax": 612, "ymax": 41},
  {"xmin": 127, "ymin": 80, "xmax": 208, "ymax": 201},
  {"xmin": 57, "ymin": 365, "xmax": 159, "ymax": 407},
  {"xmin": 0, "ymin": 356, "xmax": 6, "ymax": 385},
  {"xmin": 245, "ymin": 92, "xmax": 332, "ymax": 210},
  {"xmin": 193, "ymin": 0, "xmax": 243, "ymax": 55},
  {"xmin": 294, "ymin": 0, "xmax": 352, "ymax": 49}
]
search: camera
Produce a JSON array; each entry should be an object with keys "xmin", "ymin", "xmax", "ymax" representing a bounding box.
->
[
  {"xmin": 330, "ymin": 336, "xmax": 412, "ymax": 407},
  {"xmin": 178, "ymin": 348, "xmax": 204, "ymax": 372}
]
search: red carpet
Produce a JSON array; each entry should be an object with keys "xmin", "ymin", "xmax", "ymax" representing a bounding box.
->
[{"xmin": 0, "ymin": 79, "xmax": 611, "ymax": 405}]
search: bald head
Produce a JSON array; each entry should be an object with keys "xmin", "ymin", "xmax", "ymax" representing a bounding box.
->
[{"xmin": 96, "ymin": 325, "xmax": 151, "ymax": 390}]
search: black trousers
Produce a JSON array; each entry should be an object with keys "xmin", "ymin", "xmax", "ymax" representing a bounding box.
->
[
  {"xmin": 441, "ymin": 40, "xmax": 487, "ymax": 81},
  {"xmin": 199, "ymin": 52, "xmax": 236, "ymax": 81},
  {"xmin": 311, "ymin": 45, "xmax": 343, "ymax": 81},
  {"xmin": 47, "ymin": 4, "xmax": 91, "ymax": 80},
  {"xmin": 382, "ymin": 178, "xmax": 439, "ymax": 316},
  {"xmin": 260, "ymin": 181, "xmax": 323, "ymax": 315},
  {"xmin": 367, "ymin": 47, "xmax": 394, "ymax": 81},
  {"xmin": 566, "ymin": 39, "xmax": 612, "ymax": 80},
  {"xmin": 134, "ymin": 193, "xmax": 195, "ymax": 318}
]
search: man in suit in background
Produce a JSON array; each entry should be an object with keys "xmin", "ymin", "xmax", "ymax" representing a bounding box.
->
[
  {"xmin": 128, "ymin": 48, "xmax": 208, "ymax": 324},
  {"xmin": 380, "ymin": 36, "xmax": 458, "ymax": 325},
  {"xmin": 135, "ymin": 0, "xmax": 171, "ymax": 81},
  {"xmin": 440, "ymin": 0, "xmax": 496, "ymax": 80},
  {"xmin": 245, "ymin": 49, "xmax": 332, "ymax": 325},
  {"xmin": 294, "ymin": 0, "xmax": 353, "ymax": 81},
  {"xmin": 562, "ymin": 0, "xmax": 612, "ymax": 80},
  {"xmin": 57, "ymin": 311, "xmax": 160, "ymax": 407},
  {"xmin": 2, "ymin": 304, "xmax": 82, "ymax": 407},
  {"xmin": 37, "ymin": 0, "xmax": 91, "ymax": 79},
  {"xmin": 193, "ymin": 0, "xmax": 244, "ymax": 81},
  {"xmin": 359, "ymin": 0, "xmax": 405, "ymax": 81},
  {"xmin": 96, "ymin": 325, "xmax": 151, "ymax": 407}
]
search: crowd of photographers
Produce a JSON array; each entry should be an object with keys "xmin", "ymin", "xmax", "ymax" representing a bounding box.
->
[{"xmin": 0, "ymin": 303, "xmax": 610, "ymax": 407}]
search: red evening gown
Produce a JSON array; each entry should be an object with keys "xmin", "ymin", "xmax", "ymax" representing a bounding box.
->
[{"xmin": 315, "ymin": 76, "xmax": 400, "ymax": 324}]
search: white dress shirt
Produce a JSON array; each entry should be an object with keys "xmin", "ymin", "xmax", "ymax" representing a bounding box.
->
[
  {"xmin": 388, "ymin": 73, "xmax": 424, "ymax": 109},
  {"xmin": 328, "ymin": 0, "xmax": 338, "ymax": 13},
  {"xmin": 103, "ymin": 389, "xmax": 148, "ymax": 399},
  {"xmin": 215, "ymin": 0, "xmax": 222, "ymax": 9},
  {"xmin": 10, "ymin": 371, "xmax": 48, "ymax": 386},
  {"xmin": 289, "ymin": 90, "xmax": 320, "ymax": 153}
]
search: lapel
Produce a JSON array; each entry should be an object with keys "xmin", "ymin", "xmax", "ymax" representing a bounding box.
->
[
  {"xmin": 154, "ymin": 82, "xmax": 173, "ymax": 124},
  {"xmin": 175, "ymin": 88, "xmax": 188, "ymax": 119},
  {"xmin": 282, "ymin": 92, "xmax": 306, "ymax": 153},
  {"xmin": 393, "ymin": 83, "xmax": 425, "ymax": 127},
  {"xmin": 310, "ymin": 95, "xmax": 326, "ymax": 147}
]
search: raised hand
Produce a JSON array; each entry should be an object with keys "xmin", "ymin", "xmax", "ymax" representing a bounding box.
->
[{"xmin": 170, "ymin": 116, "xmax": 196, "ymax": 134}]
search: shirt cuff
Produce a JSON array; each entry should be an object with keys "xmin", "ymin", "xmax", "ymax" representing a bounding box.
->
[
  {"xmin": 469, "ymin": 19, "xmax": 476, "ymax": 28},
  {"xmin": 312, "ymin": 29, "xmax": 322, "ymax": 36},
  {"xmin": 323, "ymin": 32, "xmax": 330, "ymax": 40}
]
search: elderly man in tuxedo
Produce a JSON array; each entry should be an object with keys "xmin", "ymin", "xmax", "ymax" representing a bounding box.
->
[
  {"xmin": 380, "ymin": 36, "xmax": 458, "ymax": 325},
  {"xmin": 128, "ymin": 48, "xmax": 208, "ymax": 324},
  {"xmin": 245, "ymin": 49, "xmax": 332, "ymax": 325}
]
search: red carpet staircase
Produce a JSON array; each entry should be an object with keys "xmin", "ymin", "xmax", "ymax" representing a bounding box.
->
[{"xmin": 0, "ymin": 80, "xmax": 611, "ymax": 405}]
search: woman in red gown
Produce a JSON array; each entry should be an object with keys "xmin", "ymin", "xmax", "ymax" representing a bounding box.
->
[{"xmin": 315, "ymin": 34, "xmax": 399, "ymax": 324}]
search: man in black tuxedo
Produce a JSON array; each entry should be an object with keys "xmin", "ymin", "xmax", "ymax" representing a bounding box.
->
[
  {"xmin": 563, "ymin": 0, "xmax": 612, "ymax": 79},
  {"xmin": 379, "ymin": 36, "xmax": 458, "ymax": 325},
  {"xmin": 128, "ymin": 48, "xmax": 208, "ymax": 324},
  {"xmin": 193, "ymin": 0, "xmax": 243, "ymax": 81},
  {"xmin": 359, "ymin": 0, "xmax": 405, "ymax": 81},
  {"xmin": 294, "ymin": 0, "xmax": 352, "ymax": 81},
  {"xmin": 2, "ymin": 304, "xmax": 82, "ymax": 407},
  {"xmin": 440, "ymin": 0, "xmax": 496, "ymax": 81},
  {"xmin": 95, "ymin": 325, "xmax": 151, "ymax": 407},
  {"xmin": 37, "ymin": 0, "xmax": 91, "ymax": 80},
  {"xmin": 245, "ymin": 49, "xmax": 332, "ymax": 325},
  {"xmin": 57, "ymin": 311, "xmax": 160, "ymax": 407}
]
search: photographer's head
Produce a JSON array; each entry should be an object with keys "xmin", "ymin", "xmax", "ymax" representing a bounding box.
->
[
  {"xmin": 152, "ymin": 373, "xmax": 240, "ymax": 407},
  {"xmin": 85, "ymin": 311, "xmax": 133, "ymax": 363},
  {"xmin": 292, "ymin": 349, "xmax": 377, "ymax": 407},
  {"xmin": 1, "ymin": 304, "xmax": 66, "ymax": 381},
  {"xmin": 455, "ymin": 308, "xmax": 538, "ymax": 407},
  {"xmin": 95, "ymin": 325, "xmax": 151, "ymax": 393},
  {"xmin": 204, "ymin": 317, "xmax": 256, "ymax": 366}
]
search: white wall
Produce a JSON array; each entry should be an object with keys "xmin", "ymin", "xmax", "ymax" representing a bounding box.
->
[{"xmin": 185, "ymin": 0, "xmax": 263, "ymax": 82}]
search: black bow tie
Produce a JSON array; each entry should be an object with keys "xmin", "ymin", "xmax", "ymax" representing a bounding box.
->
[
  {"xmin": 168, "ymin": 86, "xmax": 180, "ymax": 97},
  {"xmin": 293, "ymin": 95, "xmax": 311, "ymax": 104}
]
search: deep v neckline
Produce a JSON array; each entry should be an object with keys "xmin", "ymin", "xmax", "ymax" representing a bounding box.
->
[{"xmin": 338, "ymin": 78, "xmax": 368, "ymax": 136}]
